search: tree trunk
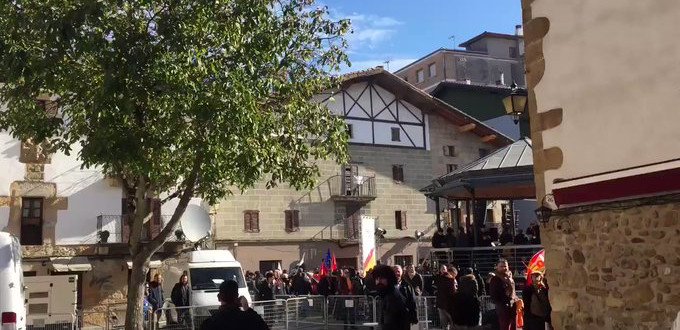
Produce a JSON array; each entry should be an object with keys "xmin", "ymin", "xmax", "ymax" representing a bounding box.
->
[{"xmin": 124, "ymin": 253, "xmax": 151, "ymax": 330}]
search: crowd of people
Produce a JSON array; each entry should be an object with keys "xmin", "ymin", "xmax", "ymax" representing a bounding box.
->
[
  {"xmin": 140, "ymin": 259, "xmax": 551, "ymax": 330},
  {"xmin": 243, "ymin": 259, "xmax": 552, "ymax": 330},
  {"xmin": 432, "ymin": 223, "xmax": 541, "ymax": 248}
]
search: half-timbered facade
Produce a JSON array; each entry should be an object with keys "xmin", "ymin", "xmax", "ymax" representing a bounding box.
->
[{"xmin": 214, "ymin": 67, "xmax": 513, "ymax": 272}]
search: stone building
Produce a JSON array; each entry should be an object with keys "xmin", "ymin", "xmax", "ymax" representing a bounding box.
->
[
  {"xmin": 393, "ymin": 28, "xmax": 528, "ymax": 137},
  {"xmin": 522, "ymin": 0, "xmax": 680, "ymax": 328},
  {"xmin": 0, "ymin": 100, "xmax": 185, "ymax": 318},
  {"xmin": 213, "ymin": 67, "xmax": 513, "ymax": 272}
]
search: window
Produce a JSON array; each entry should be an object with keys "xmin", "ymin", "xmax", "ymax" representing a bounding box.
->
[
  {"xmin": 392, "ymin": 165, "xmax": 404, "ymax": 182},
  {"xmin": 347, "ymin": 124, "xmax": 353, "ymax": 139},
  {"xmin": 394, "ymin": 255, "xmax": 413, "ymax": 267},
  {"xmin": 244, "ymin": 210, "xmax": 260, "ymax": 233},
  {"xmin": 443, "ymin": 145, "xmax": 455, "ymax": 157},
  {"xmin": 446, "ymin": 164, "xmax": 458, "ymax": 173},
  {"xmin": 284, "ymin": 210, "xmax": 300, "ymax": 232},
  {"xmin": 416, "ymin": 69, "xmax": 424, "ymax": 82},
  {"xmin": 509, "ymin": 47, "xmax": 518, "ymax": 58},
  {"xmin": 259, "ymin": 260, "xmax": 281, "ymax": 273},
  {"xmin": 429, "ymin": 63, "xmax": 436, "ymax": 77},
  {"xmin": 479, "ymin": 148, "xmax": 490, "ymax": 158},
  {"xmin": 391, "ymin": 127, "xmax": 401, "ymax": 142},
  {"xmin": 395, "ymin": 210, "xmax": 407, "ymax": 230},
  {"xmin": 190, "ymin": 267, "xmax": 245, "ymax": 290},
  {"xmin": 21, "ymin": 198, "xmax": 43, "ymax": 245}
]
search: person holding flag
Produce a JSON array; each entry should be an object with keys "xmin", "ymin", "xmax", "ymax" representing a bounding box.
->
[
  {"xmin": 318, "ymin": 250, "xmax": 338, "ymax": 296},
  {"xmin": 522, "ymin": 250, "xmax": 552, "ymax": 330}
]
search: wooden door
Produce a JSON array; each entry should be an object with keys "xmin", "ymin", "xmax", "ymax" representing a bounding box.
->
[{"xmin": 21, "ymin": 198, "xmax": 43, "ymax": 245}]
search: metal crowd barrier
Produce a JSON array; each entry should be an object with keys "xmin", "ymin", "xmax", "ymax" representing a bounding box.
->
[
  {"xmin": 70, "ymin": 294, "xmax": 500, "ymax": 330},
  {"xmin": 326, "ymin": 295, "xmax": 377, "ymax": 328}
]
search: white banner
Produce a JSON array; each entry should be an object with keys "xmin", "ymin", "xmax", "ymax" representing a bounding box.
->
[{"xmin": 359, "ymin": 215, "xmax": 376, "ymax": 271}]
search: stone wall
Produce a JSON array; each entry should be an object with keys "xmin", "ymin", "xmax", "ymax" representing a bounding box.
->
[{"xmin": 545, "ymin": 200, "xmax": 680, "ymax": 329}]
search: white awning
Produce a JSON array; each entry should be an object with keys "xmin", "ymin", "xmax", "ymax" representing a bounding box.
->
[
  {"xmin": 50, "ymin": 257, "xmax": 92, "ymax": 272},
  {"xmin": 126, "ymin": 258, "xmax": 163, "ymax": 269}
]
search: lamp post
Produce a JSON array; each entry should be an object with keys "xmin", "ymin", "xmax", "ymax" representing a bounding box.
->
[
  {"xmin": 414, "ymin": 230, "xmax": 424, "ymax": 267},
  {"xmin": 503, "ymin": 82, "xmax": 528, "ymax": 124}
]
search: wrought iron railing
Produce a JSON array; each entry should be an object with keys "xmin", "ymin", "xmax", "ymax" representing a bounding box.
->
[{"xmin": 328, "ymin": 175, "xmax": 377, "ymax": 200}]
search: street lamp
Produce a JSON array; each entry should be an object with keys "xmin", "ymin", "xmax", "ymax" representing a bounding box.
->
[
  {"xmin": 503, "ymin": 82, "xmax": 528, "ymax": 124},
  {"xmin": 534, "ymin": 206, "xmax": 552, "ymax": 226},
  {"xmin": 534, "ymin": 193, "xmax": 556, "ymax": 226},
  {"xmin": 375, "ymin": 228, "xmax": 387, "ymax": 239}
]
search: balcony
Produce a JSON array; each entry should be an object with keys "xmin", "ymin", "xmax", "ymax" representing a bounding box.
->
[
  {"xmin": 96, "ymin": 215, "xmax": 185, "ymax": 244},
  {"xmin": 328, "ymin": 175, "xmax": 377, "ymax": 203}
]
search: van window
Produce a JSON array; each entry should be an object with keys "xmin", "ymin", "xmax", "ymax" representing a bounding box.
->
[{"xmin": 190, "ymin": 267, "xmax": 246, "ymax": 290}]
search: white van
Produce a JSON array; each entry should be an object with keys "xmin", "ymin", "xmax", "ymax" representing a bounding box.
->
[
  {"xmin": 164, "ymin": 250, "xmax": 250, "ymax": 307},
  {"xmin": 0, "ymin": 232, "xmax": 26, "ymax": 330}
]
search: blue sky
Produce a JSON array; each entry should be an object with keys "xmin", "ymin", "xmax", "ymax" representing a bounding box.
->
[{"xmin": 322, "ymin": 0, "xmax": 522, "ymax": 73}]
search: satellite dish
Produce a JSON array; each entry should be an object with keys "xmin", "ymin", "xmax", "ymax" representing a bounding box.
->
[{"xmin": 179, "ymin": 204, "xmax": 212, "ymax": 242}]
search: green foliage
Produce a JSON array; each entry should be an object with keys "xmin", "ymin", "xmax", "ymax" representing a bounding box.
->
[{"xmin": 0, "ymin": 0, "xmax": 351, "ymax": 205}]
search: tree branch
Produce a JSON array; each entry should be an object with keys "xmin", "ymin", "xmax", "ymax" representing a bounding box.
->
[{"xmin": 144, "ymin": 149, "xmax": 204, "ymax": 255}]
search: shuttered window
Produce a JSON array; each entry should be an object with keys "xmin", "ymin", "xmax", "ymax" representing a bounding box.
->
[
  {"xmin": 395, "ymin": 210, "xmax": 407, "ymax": 230},
  {"xmin": 121, "ymin": 197, "xmax": 161, "ymax": 241},
  {"xmin": 392, "ymin": 165, "xmax": 404, "ymax": 182},
  {"xmin": 244, "ymin": 210, "xmax": 260, "ymax": 233},
  {"xmin": 443, "ymin": 145, "xmax": 455, "ymax": 156},
  {"xmin": 284, "ymin": 210, "xmax": 300, "ymax": 232}
]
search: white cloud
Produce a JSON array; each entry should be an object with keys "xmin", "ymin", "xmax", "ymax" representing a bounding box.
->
[
  {"xmin": 331, "ymin": 11, "xmax": 403, "ymax": 50},
  {"xmin": 354, "ymin": 29, "xmax": 393, "ymax": 44},
  {"xmin": 372, "ymin": 17, "xmax": 402, "ymax": 27}
]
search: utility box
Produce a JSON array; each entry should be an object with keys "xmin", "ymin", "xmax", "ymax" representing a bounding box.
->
[{"xmin": 25, "ymin": 275, "xmax": 78, "ymax": 330}]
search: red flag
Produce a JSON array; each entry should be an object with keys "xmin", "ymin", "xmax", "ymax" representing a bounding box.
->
[
  {"xmin": 320, "ymin": 259, "xmax": 328, "ymax": 278},
  {"xmin": 525, "ymin": 249, "xmax": 545, "ymax": 286},
  {"xmin": 331, "ymin": 252, "xmax": 338, "ymax": 272}
]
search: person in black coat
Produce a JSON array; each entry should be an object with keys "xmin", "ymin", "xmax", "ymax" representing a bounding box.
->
[
  {"xmin": 373, "ymin": 265, "xmax": 410, "ymax": 330},
  {"xmin": 522, "ymin": 272, "xmax": 552, "ymax": 330},
  {"xmin": 318, "ymin": 273, "xmax": 338, "ymax": 296},
  {"xmin": 171, "ymin": 274, "xmax": 192, "ymax": 325},
  {"xmin": 148, "ymin": 274, "xmax": 164, "ymax": 323},
  {"xmin": 256, "ymin": 272, "xmax": 275, "ymax": 301},
  {"xmin": 403, "ymin": 265, "xmax": 424, "ymax": 296},
  {"xmin": 200, "ymin": 280, "xmax": 269, "ymax": 330},
  {"xmin": 291, "ymin": 268, "xmax": 312, "ymax": 295}
]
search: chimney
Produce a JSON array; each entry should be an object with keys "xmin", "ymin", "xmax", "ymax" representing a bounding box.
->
[{"xmin": 515, "ymin": 25, "xmax": 523, "ymax": 36}]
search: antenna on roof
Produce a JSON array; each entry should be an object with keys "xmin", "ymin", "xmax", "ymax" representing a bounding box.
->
[
  {"xmin": 448, "ymin": 35, "xmax": 456, "ymax": 48},
  {"xmin": 383, "ymin": 58, "xmax": 391, "ymax": 71}
]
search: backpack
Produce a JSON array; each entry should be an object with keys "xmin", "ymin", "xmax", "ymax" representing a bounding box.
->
[{"xmin": 399, "ymin": 283, "xmax": 419, "ymax": 324}]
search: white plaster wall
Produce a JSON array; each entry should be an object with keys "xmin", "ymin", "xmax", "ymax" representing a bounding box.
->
[
  {"xmin": 0, "ymin": 208, "xmax": 8, "ymax": 232},
  {"xmin": 532, "ymin": 1, "xmax": 680, "ymax": 193},
  {"xmin": 0, "ymin": 131, "xmax": 25, "ymax": 196},
  {"xmin": 44, "ymin": 144, "xmax": 122, "ymax": 245},
  {"xmin": 373, "ymin": 122, "xmax": 425, "ymax": 148},
  {"xmin": 346, "ymin": 119, "xmax": 372, "ymax": 144}
]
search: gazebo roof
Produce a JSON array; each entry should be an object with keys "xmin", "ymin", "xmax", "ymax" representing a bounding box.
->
[{"xmin": 422, "ymin": 137, "xmax": 535, "ymax": 200}]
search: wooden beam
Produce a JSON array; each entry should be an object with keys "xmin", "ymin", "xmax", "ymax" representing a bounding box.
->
[
  {"xmin": 480, "ymin": 134, "xmax": 497, "ymax": 143},
  {"xmin": 458, "ymin": 123, "xmax": 476, "ymax": 132}
]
